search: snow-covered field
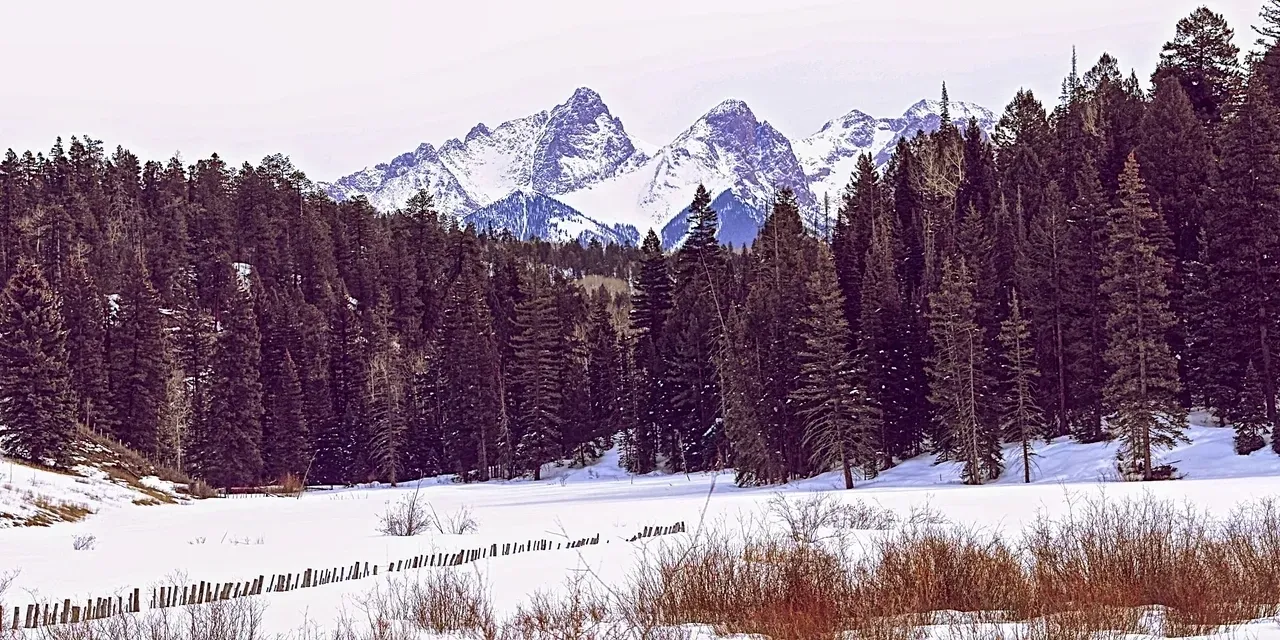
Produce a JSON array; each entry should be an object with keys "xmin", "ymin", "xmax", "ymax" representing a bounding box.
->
[{"xmin": 4, "ymin": 418, "xmax": 1280, "ymax": 637}]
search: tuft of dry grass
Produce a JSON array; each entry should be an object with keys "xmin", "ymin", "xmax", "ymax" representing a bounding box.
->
[
  {"xmin": 184, "ymin": 479, "xmax": 219, "ymax": 500},
  {"xmin": 276, "ymin": 473, "xmax": 305, "ymax": 497}
]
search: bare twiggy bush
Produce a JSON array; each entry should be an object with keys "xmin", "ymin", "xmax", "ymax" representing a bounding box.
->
[
  {"xmin": 766, "ymin": 493, "xmax": 896, "ymax": 546},
  {"xmin": 72, "ymin": 534, "xmax": 97, "ymax": 551},
  {"xmin": 630, "ymin": 530, "xmax": 855, "ymax": 640},
  {"xmin": 624, "ymin": 493, "xmax": 1280, "ymax": 640},
  {"xmin": 1024, "ymin": 493, "xmax": 1280, "ymax": 632},
  {"xmin": 28, "ymin": 597, "xmax": 267, "ymax": 640},
  {"xmin": 377, "ymin": 489, "xmax": 432, "ymax": 537},
  {"xmin": 501, "ymin": 575, "xmax": 613, "ymax": 640},
  {"xmin": 354, "ymin": 571, "xmax": 497, "ymax": 638},
  {"xmin": 185, "ymin": 479, "xmax": 218, "ymax": 500},
  {"xmin": 432, "ymin": 504, "xmax": 479, "ymax": 535},
  {"xmin": 856, "ymin": 525, "xmax": 1032, "ymax": 622},
  {"xmin": 378, "ymin": 487, "xmax": 477, "ymax": 536}
]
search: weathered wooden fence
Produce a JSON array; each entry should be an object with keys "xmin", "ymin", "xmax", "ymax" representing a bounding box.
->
[{"xmin": 2, "ymin": 520, "xmax": 686, "ymax": 631}]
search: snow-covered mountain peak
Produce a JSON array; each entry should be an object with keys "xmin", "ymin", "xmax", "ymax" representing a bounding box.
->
[
  {"xmin": 323, "ymin": 90, "xmax": 995, "ymax": 249},
  {"xmin": 531, "ymin": 86, "xmax": 646, "ymax": 195},
  {"xmin": 817, "ymin": 108, "xmax": 876, "ymax": 134},
  {"xmin": 464, "ymin": 123, "xmax": 492, "ymax": 143},
  {"xmin": 794, "ymin": 98, "xmax": 998, "ymax": 201}
]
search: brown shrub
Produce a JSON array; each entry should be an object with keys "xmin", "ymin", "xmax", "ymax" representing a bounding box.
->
[
  {"xmin": 629, "ymin": 530, "xmax": 855, "ymax": 640},
  {"xmin": 185, "ymin": 479, "xmax": 219, "ymax": 500},
  {"xmin": 856, "ymin": 525, "xmax": 1032, "ymax": 622},
  {"xmin": 277, "ymin": 473, "xmax": 304, "ymax": 497}
]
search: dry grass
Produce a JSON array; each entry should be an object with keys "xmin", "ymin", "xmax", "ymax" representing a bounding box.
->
[
  {"xmin": 625, "ymin": 493, "xmax": 1280, "ymax": 640},
  {"xmin": 22, "ymin": 496, "xmax": 94, "ymax": 527},
  {"xmin": 275, "ymin": 474, "xmax": 304, "ymax": 497},
  {"xmin": 184, "ymin": 480, "xmax": 219, "ymax": 500}
]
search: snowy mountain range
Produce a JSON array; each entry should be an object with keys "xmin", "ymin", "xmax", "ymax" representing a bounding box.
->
[{"xmin": 321, "ymin": 88, "xmax": 995, "ymax": 248}]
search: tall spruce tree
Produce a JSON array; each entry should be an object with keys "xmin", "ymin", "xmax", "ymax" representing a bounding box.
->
[
  {"xmin": 1102, "ymin": 154, "xmax": 1186, "ymax": 480},
  {"xmin": 0, "ymin": 259, "xmax": 77, "ymax": 465},
  {"xmin": 1204, "ymin": 76, "xmax": 1280, "ymax": 429},
  {"xmin": 1064, "ymin": 160, "xmax": 1109, "ymax": 442},
  {"xmin": 665, "ymin": 185, "xmax": 727, "ymax": 471},
  {"xmin": 859, "ymin": 206, "xmax": 911, "ymax": 468},
  {"xmin": 366, "ymin": 298, "xmax": 408, "ymax": 485},
  {"xmin": 197, "ymin": 272, "xmax": 264, "ymax": 487},
  {"xmin": 1025, "ymin": 182, "xmax": 1071, "ymax": 438},
  {"xmin": 510, "ymin": 264, "xmax": 564, "ymax": 480},
  {"xmin": 583, "ymin": 288, "xmax": 622, "ymax": 465},
  {"xmin": 63, "ymin": 253, "xmax": 109, "ymax": 434},
  {"xmin": 833, "ymin": 155, "xmax": 880, "ymax": 345},
  {"xmin": 1154, "ymin": 6, "xmax": 1242, "ymax": 131},
  {"xmin": 626, "ymin": 230, "xmax": 671, "ymax": 473},
  {"xmin": 792, "ymin": 244, "xmax": 877, "ymax": 489},
  {"xmin": 1138, "ymin": 75, "xmax": 1215, "ymax": 405},
  {"xmin": 742, "ymin": 190, "xmax": 815, "ymax": 481},
  {"xmin": 437, "ymin": 227, "xmax": 501, "ymax": 480},
  {"xmin": 1233, "ymin": 361, "xmax": 1272, "ymax": 454},
  {"xmin": 927, "ymin": 257, "xmax": 1001, "ymax": 484},
  {"xmin": 108, "ymin": 256, "xmax": 170, "ymax": 458},
  {"xmin": 997, "ymin": 291, "xmax": 1045, "ymax": 484}
]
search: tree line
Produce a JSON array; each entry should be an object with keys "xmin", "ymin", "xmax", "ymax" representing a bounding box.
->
[{"xmin": 2, "ymin": 3, "xmax": 1280, "ymax": 488}]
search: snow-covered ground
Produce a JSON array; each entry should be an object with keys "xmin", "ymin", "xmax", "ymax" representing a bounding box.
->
[{"xmin": 4, "ymin": 418, "xmax": 1280, "ymax": 637}]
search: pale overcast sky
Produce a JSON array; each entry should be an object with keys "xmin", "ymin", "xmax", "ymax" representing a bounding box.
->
[{"xmin": 0, "ymin": 0, "xmax": 1263, "ymax": 181}]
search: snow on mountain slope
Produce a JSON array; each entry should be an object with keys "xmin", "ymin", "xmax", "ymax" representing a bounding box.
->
[
  {"xmin": 323, "ymin": 89, "xmax": 994, "ymax": 247},
  {"xmin": 559, "ymin": 98, "xmax": 815, "ymax": 239},
  {"xmin": 322, "ymin": 143, "xmax": 478, "ymax": 216},
  {"xmin": 794, "ymin": 99, "xmax": 997, "ymax": 203},
  {"xmin": 323, "ymin": 87, "xmax": 647, "ymax": 219},
  {"xmin": 464, "ymin": 189, "xmax": 640, "ymax": 246}
]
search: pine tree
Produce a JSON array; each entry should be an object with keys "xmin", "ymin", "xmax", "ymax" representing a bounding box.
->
[
  {"xmin": 366, "ymin": 298, "xmax": 407, "ymax": 485},
  {"xmin": 197, "ymin": 273, "xmax": 264, "ymax": 487},
  {"xmin": 256, "ymin": 284, "xmax": 310, "ymax": 483},
  {"xmin": 718, "ymin": 304, "xmax": 771, "ymax": 486},
  {"xmin": 997, "ymin": 291, "xmax": 1045, "ymax": 484},
  {"xmin": 1025, "ymin": 182, "xmax": 1071, "ymax": 438},
  {"xmin": 1155, "ymin": 6, "xmax": 1242, "ymax": 131},
  {"xmin": 859, "ymin": 207, "xmax": 914, "ymax": 467},
  {"xmin": 927, "ymin": 257, "xmax": 1001, "ymax": 484},
  {"xmin": 665, "ymin": 185, "xmax": 727, "ymax": 471},
  {"xmin": 1259, "ymin": 0, "xmax": 1280, "ymax": 48},
  {"xmin": 63, "ymin": 254, "xmax": 109, "ymax": 434},
  {"xmin": 993, "ymin": 90, "xmax": 1051, "ymax": 223},
  {"xmin": 297, "ymin": 299, "xmax": 336, "ymax": 484},
  {"xmin": 792, "ymin": 244, "xmax": 877, "ymax": 489},
  {"xmin": 263, "ymin": 350, "xmax": 308, "ymax": 481},
  {"xmin": 0, "ymin": 259, "xmax": 77, "ymax": 466},
  {"xmin": 583, "ymin": 288, "xmax": 622, "ymax": 464},
  {"xmin": 742, "ymin": 190, "xmax": 815, "ymax": 481},
  {"xmin": 1064, "ymin": 160, "xmax": 1109, "ymax": 442},
  {"xmin": 329, "ymin": 292, "xmax": 370, "ymax": 483},
  {"xmin": 172, "ymin": 272, "xmax": 216, "ymax": 474},
  {"xmin": 626, "ymin": 230, "xmax": 671, "ymax": 474},
  {"xmin": 108, "ymin": 256, "xmax": 170, "ymax": 458},
  {"xmin": 1102, "ymin": 154, "xmax": 1186, "ymax": 480},
  {"xmin": 1233, "ymin": 361, "xmax": 1271, "ymax": 455},
  {"xmin": 832, "ymin": 155, "xmax": 879, "ymax": 345},
  {"xmin": 510, "ymin": 264, "xmax": 564, "ymax": 480},
  {"xmin": 1138, "ymin": 74, "xmax": 1215, "ymax": 405},
  {"xmin": 1204, "ymin": 76, "xmax": 1280, "ymax": 428},
  {"xmin": 437, "ymin": 226, "xmax": 501, "ymax": 481}
]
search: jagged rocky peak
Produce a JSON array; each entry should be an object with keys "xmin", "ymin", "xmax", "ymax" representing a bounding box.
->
[{"xmin": 531, "ymin": 87, "xmax": 646, "ymax": 195}]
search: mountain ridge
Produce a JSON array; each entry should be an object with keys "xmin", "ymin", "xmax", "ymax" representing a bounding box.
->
[{"xmin": 321, "ymin": 88, "xmax": 995, "ymax": 248}]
